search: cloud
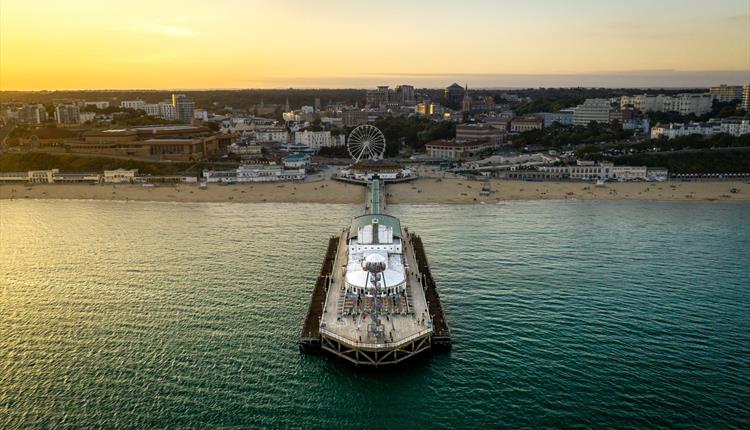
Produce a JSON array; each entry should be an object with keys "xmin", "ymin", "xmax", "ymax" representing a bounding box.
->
[{"xmin": 126, "ymin": 22, "xmax": 197, "ymax": 37}]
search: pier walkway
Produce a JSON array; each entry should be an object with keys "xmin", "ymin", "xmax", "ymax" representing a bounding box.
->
[{"xmin": 300, "ymin": 179, "xmax": 451, "ymax": 365}]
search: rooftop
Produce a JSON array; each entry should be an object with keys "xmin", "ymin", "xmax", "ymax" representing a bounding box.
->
[{"xmin": 425, "ymin": 138, "xmax": 491, "ymax": 148}]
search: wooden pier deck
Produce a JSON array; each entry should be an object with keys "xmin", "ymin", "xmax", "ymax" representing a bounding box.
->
[{"xmin": 299, "ymin": 179, "xmax": 451, "ymax": 363}]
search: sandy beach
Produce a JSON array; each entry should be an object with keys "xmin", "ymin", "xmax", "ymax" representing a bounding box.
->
[{"xmin": 1, "ymin": 179, "xmax": 748, "ymax": 204}]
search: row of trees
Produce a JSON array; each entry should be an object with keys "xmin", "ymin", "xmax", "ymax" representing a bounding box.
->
[
  {"xmin": 512, "ymin": 122, "xmax": 632, "ymax": 150},
  {"xmin": 612, "ymin": 150, "xmax": 750, "ymax": 174}
]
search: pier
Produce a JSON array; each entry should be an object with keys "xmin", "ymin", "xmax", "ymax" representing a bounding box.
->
[{"xmin": 299, "ymin": 178, "xmax": 451, "ymax": 366}]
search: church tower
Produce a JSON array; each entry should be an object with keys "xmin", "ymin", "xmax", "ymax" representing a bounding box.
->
[{"xmin": 461, "ymin": 82, "xmax": 472, "ymax": 113}]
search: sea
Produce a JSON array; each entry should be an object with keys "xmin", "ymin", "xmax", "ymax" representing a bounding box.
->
[{"xmin": 1, "ymin": 199, "xmax": 748, "ymax": 429}]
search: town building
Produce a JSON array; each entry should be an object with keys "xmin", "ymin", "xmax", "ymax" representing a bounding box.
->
[
  {"xmin": 172, "ymin": 94, "xmax": 195, "ymax": 123},
  {"xmin": 194, "ymin": 109, "xmax": 209, "ymax": 121},
  {"xmin": 650, "ymin": 121, "xmax": 721, "ymax": 139},
  {"xmin": 228, "ymin": 142, "xmax": 262, "ymax": 157},
  {"xmin": 483, "ymin": 112, "xmax": 515, "ymax": 131},
  {"xmin": 79, "ymin": 112, "xmax": 96, "ymax": 123},
  {"xmin": 395, "ymin": 85, "xmax": 415, "ymax": 106},
  {"xmin": 510, "ymin": 116, "xmax": 545, "ymax": 133},
  {"xmin": 620, "ymin": 93, "xmax": 714, "ymax": 115},
  {"xmin": 456, "ymin": 123, "xmax": 505, "ymax": 146},
  {"xmin": 425, "ymin": 139, "xmax": 496, "ymax": 160},
  {"xmin": 650, "ymin": 117, "xmax": 750, "ymax": 139},
  {"xmin": 74, "ymin": 125, "xmax": 224, "ymax": 161},
  {"xmin": 120, "ymin": 100, "xmax": 146, "ymax": 110},
  {"xmin": 719, "ymin": 117, "xmax": 750, "ymax": 136},
  {"xmin": 742, "ymin": 84, "xmax": 750, "ymax": 111},
  {"xmin": 573, "ymin": 99, "xmax": 612, "ymax": 126},
  {"xmin": 709, "ymin": 85, "xmax": 743, "ymax": 102},
  {"xmin": 254, "ymin": 127, "xmax": 288, "ymax": 143},
  {"xmin": 342, "ymin": 110, "xmax": 369, "ymax": 127},
  {"xmin": 444, "ymin": 83, "xmax": 465, "ymax": 107},
  {"xmin": 17, "ymin": 104, "xmax": 48, "ymax": 124},
  {"xmin": 54, "ymin": 104, "xmax": 81, "ymax": 124},
  {"xmin": 538, "ymin": 110, "xmax": 575, "ymax": 127},
  {"xmin": 415, "ymin": 101, "xmax": 444, "ymax": 117},
  {"xmin": 366, "ymin": 86, "xmax": 390, "ymax": 108},
  {"xmin": 294, "ymin": 130, "xmax": 343, "ymax": 150},
  {"xmin": 664, "ymin": 93, "xmax": 714, "ymax": 116}
]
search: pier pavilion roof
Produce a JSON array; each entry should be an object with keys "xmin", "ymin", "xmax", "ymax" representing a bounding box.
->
[{"xmin": 349, "ymin": 214, "xmax": 401, "ymax": 239}]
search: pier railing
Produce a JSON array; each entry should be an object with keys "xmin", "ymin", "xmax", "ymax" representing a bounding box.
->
[
  {"xmin": 299, "ymin": 236, "xmax": 340, "ymax": 350},
  {"xmin": 320, "ymin": 326, "xmax": 433, "ymax": 350}
]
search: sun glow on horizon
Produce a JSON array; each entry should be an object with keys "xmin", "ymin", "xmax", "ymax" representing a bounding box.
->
[{"xmin": 1, "ymin": 0, "xmax": 749, "ymax": 90}]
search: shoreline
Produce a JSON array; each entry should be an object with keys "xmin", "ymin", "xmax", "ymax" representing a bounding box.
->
[{"xmin": 1, "ymin": 179, "xmax": 748, "ymax": 204}]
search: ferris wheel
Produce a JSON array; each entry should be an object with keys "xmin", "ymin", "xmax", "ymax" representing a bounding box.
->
[{"xmin": 347, "ymin": 125, "xmax": 386, "ymax": 162}]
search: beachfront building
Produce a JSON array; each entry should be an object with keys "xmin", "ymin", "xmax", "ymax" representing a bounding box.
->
[
  {"xmin": 282, "ymin": 152, "xmax": 311, "ymax": 169},
  {"xmin": 425, "ymin": 139, "xmax": 496, "ymax": 160},
  {"xmin": 202, "ymin": 163, "xmax": 306, "ymax": 183},
  {"xmin": 534, "ymin": 161, "xmax": 666, "ymax": 181},
  {"xmin": 337, "ymin": 161, "xmax": 414, "ymax": 182},
  {"xmin": 0, "ymin": 169, "xmax": 100, "ymax": 184},
  {"xmin": 104, "ymin": 169, "xmax": 138, "ymax": 183}
]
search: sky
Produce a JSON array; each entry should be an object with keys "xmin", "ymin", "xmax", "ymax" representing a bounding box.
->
[{"xmin": 1, "ymin": 0, "xmax": 749, "ymax": 90}]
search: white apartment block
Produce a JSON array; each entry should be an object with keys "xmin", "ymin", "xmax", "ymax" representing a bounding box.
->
[
  {"xmin": 294, "ymin": 130, "xmax": 343, "ymax": 150},
  {"xmin": 573, "ymin": 99, "xmax": 612, "ymax": 126},
  {"xmin": 719, "ymin": 118, "xmax": 750, "ymax": 136},
  {"xmin": 255, "ymin": 127, "xmax": 288, "ymax": 143},
  {"xmin": 620, "ymin": 93, "xmax": 714, "ymax": 115},
  {"xmin": 54, "ymin": 104, "xmax": 81, "ymax": 124},
  {"xmin": 144, "ymin": 102, "xmax": 177, "ymax": 120},
  {"xmin": 709, "ymin": 85, "xmax": 743, "ymax": 103},
  {"xmin": 650, "ymin": 122, "xmax": 721, "ymax": 139},
  {"xmin": 120, "ymin": 100, "xmax": 146, "ymax": 110}
]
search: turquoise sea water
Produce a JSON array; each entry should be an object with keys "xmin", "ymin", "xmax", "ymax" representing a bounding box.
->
[{"xmin": 1, "ymin": 200, "xmax": 749, "ymax": 429}]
